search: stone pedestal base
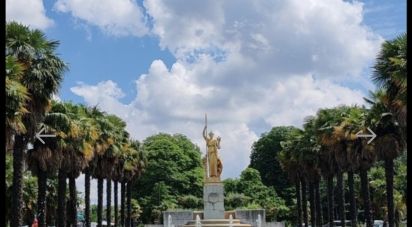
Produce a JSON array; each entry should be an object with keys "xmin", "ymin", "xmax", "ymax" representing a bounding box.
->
[{"xmin": 203, "ymin": 182, "xmax": 225, "ymax": 219}]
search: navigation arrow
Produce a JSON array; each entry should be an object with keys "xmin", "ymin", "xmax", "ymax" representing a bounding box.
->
[
  {"xmin": 356, "ymin": 127, "xmax": 376, "ymax": 144},
  {"xmin": 35, "ymin": 125, "xmax": 56, "ymax": 144}
]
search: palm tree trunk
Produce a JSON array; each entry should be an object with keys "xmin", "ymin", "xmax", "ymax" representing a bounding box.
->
[
  {"xmin": 107, "ymin": 179, "xmax": 112, "ymax": 226},
  {"xmin": 309, "ymin": 181, "xmax": 317, "ymax": 227},
  {"xmin": 327, "ymin": 175, "xmax": 335, "ymax": 227},
  {"xmin": 127, "ymin": 181, "xmax": 132, "ymax": 227},
  {"xmin": 121, "ymin": 181, "xmax": 126, "ymax": 227},
  {"xmin": 336, "ymin": 170, "xmax": 345, "ymax": 227},
  {"xmin": 114, "ymin": 181, "xmax": 118, "ymax": 227},
  {"xmin": 385, "ymin": 159, "xmax": 395, "ymax": 227},
  {"xmin": 360, "ymin": 169, "xmax": 373, "ymax": 227},
  {"xmin": 57, "ymin": 170, "xmax": 67, "ymax": 227},
  {"xmin": 98, "ymin": 178, "xmax": 103, "ymax": 227},
  {"xmin": 37, "ymin": 168, "xmax": 48, "ymax": 227},
  {"xmin": 68, "ymin": 176, "xmax": 77, "ymax": 226},
  {"xmin": 302, "ymin": 178, "xmax": 309, "ymax": 227},
  {"xmin": 296, "ymin": 179, "xmax": 303, "ymax": 227},
  {"xmin": 85, "ymin": 172, "xmax": 91, "ymax": 227},
  {"xmin": 315, "ymin": 179, "xmax": 323, "ymax": 226},
  {"xmin": 11, "ymin": 135, "xmax": 26, "ymax": 227},
  {"xmin": 348, "ymin": 171, "xmax": 357, "ymax": 227}
]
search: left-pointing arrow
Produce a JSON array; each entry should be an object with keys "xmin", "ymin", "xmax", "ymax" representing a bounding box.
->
[{"xmin": 35, "ymin": 125, "xmax": 56, "ymax": 144}]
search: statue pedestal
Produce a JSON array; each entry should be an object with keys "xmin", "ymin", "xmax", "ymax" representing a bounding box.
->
[{"xmin": 203, "ymin": 182, "xmax": 225, "ymax": 219}]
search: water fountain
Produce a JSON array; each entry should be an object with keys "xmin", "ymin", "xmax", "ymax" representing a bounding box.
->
[
  {"xmin": 256, "ymin": 214, "xmax": 261, "ymax": 227},
  {"xmin": 196, "ymin": 215, "xmax": 202, "ymax": 227},
  {"xmin": 168, "ymin": 215, "xmax": 173, "ymax": 227}
]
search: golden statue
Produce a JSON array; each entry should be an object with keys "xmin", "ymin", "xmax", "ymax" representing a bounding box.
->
[{"xmin": 203, "ymin": 114, "xmax": 223, "ymax": 182}]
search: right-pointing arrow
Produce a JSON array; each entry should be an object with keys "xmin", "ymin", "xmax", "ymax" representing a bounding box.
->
[{"xmin": 356, "ymin": 127, "xmax": 376, "ymax": 144}]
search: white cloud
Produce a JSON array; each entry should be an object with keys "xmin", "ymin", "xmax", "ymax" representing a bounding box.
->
[
  {"xmin": 54, "ymin": 0, "xmax": 148, "ymax": 37},
  {"xmin": 71, "ymin": 0, "xmax": 381, "ymax": 179},
  {"xmin": 52, "ymin": 93, "xmax": 62, "ymax": 102},
  {"xmin": 144, "ymin": 0, "xmax": 383, "ymax": 79},
  {"xmin": 6, "ymin": 0, "xmax": 54, "ymax": 29},
  {"xmin": 71, "ymin": 64, "xmax": 366, "ymax": 179}
]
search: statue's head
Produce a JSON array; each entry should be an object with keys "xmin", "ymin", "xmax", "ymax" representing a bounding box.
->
[{"xmin": 208, "ymin": 131, "xmax": 214, "ymax": 138}]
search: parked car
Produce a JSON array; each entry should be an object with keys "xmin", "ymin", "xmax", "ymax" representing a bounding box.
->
[{"xmin": 373, "ymin": 220, "xmax": 384, "ymax": 227}]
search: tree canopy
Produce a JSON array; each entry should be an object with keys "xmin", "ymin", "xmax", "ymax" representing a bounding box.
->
[
  {"xmin": 249, "ymin": 126, "xmax": 301, "ymax": 205},
  {"xmin": 133, "ymin": 133, "xmax": 203, "ymax": 223}
]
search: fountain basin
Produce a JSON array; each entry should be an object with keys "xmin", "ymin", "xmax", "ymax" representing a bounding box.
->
[{"xmin": 184, "ymin": 219, "xmax": 252, "ymax": 227}]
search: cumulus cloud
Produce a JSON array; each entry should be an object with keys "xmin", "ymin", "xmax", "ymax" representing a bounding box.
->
[
  {"xmin": 71, "ymin": 62, "xmax": 366, "ymax": 179},
  {"xmin": 144, "ymin": 0, "xmax": 383, "ymax": 79},
  {"xmin": 54, "ymin": 0, "xmax": 148, "ymax": 37},
  {"xmin": 72, "ymin": 0, "xmax": 381, "ymax": 180},
  {"xmin": 6, "ymin": 0, "xmax": 54, "ymax": 29}
]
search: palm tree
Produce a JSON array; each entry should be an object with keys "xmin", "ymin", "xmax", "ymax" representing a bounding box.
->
[
  {"xmin": 371, "ymin": 33, "xmax": 406, "ymax": 227},
  {"xmin": 57, "ymin": 169, "xmax": 67, "ymax": 227},
  {"xmin": 82, "ymin": 106, "xmax": 107, "ymax": 227},
  {"xmin": 314, "ymin": 177, "xmax": 323, "ymax": 226},
  {"xmin": 335, "ymin": 106, "xmax": 376, "ymax": 227},
  {"xmin": 5, "ymin": 56, "xmax": 29, "ymax": 151},
  {"xmin": 66, "ymin": 104, "xmax": 98, "ymax": 227},
  {"xmin": 26, "ymin": 105, "xmax": 71, "ymax": 227},
  {"xmin": 114, "ymin": 180, "xmax": 119, "ymax": 227},
  {"xmin": 89, "ymin": 113, "xmax": 125, "ymax": 227},
  {"xmin": 122, "ymin": 140, "xmax": 146, "ymax": 227},
  {"xmin": 317, "ymin": 145, "xmax": 336, "ymax": 227},
  {"xmin": 358, "ymin": 144, "xmax": 375, "ymax": 227},
  {"xmin": 84, "ymin": 168, "xmax": 91, "ymax": 227},
  {"xmin": 107, "ymin": 179, "xmax": 112, "ymax": 226},
  {"xmin": 279, "ymin": 130, "xmax": 304, "ymax": 227},
  {"xmin": 314, "ymin": 107, "xmax": 353, "ymax": 227},
  {"xmin": 295, "ymin": 125, "xmax": 321, "ymax": 227},
  {"xmin": 121, "ymin": 181, "xmax": 126, "ymax": 226},
  {"xmin": 112, "ymin": 139, "xmax": 133, "ymax": 227},
  {"xmin": 301, "ymin": 177, "xmax": 309, "ymax": 227},
  {"xmin": 336, "ymin": 103, "xmax": 377, "ymax": 227},
  {"xmin": 365, "ymin": 90, "xmax": 405, "ymax": 227},
  {"xmin": 104, "ymin": 115, "xmax": 130, "ymax": 226},
  {"xmin": 6, "ymin": 22, "xmax": 67, "ymax": 227},
  {"xmin": 44, "ymin": 102, "xmax": 96, "ymax": 227},
  {"xmin": 372, "ymin": 33, "xmax": 407, "ymax": 138}
]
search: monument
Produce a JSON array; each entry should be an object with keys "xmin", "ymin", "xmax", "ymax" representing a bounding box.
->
[
  {"xmin": 166, "ymin": 114, "xmax": 264, "ymax": 227},
  {"xmin": 202, "ymin": 114, "xmax": 225, "ymax": 219}
]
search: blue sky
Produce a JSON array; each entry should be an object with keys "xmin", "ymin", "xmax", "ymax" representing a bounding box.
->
[
  {"xmin": 8, "ymin": 0, "xmax": 406, "ymax": 106},
  {"xmin": 6, "ymin": 0, "xmax": 406, "ymax": 204}
]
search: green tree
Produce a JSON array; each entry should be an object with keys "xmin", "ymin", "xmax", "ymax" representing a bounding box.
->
[
  {"xmin": 334, "ymin": 106, "xmax": 369, "ymax": 227},
  {"xmin": 6, "ymin": 21, "xmax": 67, "ymax": 227},
  {"xmin": 278, "ymin": 129, "xmax": 304, "ymax": 226},
  {"xmin": 299, "ymin": 121, "xmax": 322, "ymax": 227},
  {"xmin": 370, "ymin": 33, "xmax": 407, "ymax": 227},
  {"xmin": 372, "ymin": 33, "xmax": 407, "ymax": 136},
  {"xmin": 5, "ymin": 56, "xmax": 29, "ymax": 151},
  {"xmin": 224, "ymin": 168, "xmax": 289, "ymax": 221},
  {"xmin": 249, "ymin": 126, "xmax": 301, "ymax": 206},
  {"xmin": 177, "ymin": 195, "xmax": 202, "ymax": 209},
  {"xmin": 224, "ymin": 193, "xmax": 251, "ymax": 210},
  {"xmin": 135, "ymin": 133, "xmax": 203, "ymax": 223},
  {"xmin": 312, "ymin": 106, "xmax": 355, "ymax": 227},
  {"xmin": 366, "ymin": 89, "xmax": 405, "ymax": 227},
  {"xmin": 126, "ymin": 139, "xmax": 147, "ymax": 227},
  {"xmin": 82, "ymin": 106, "xmax": 108, "ymax": 227}
]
